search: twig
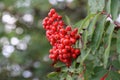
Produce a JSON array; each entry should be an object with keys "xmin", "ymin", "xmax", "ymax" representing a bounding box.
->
[{"xmin": 101, "ymin": 11, "xmax": 120, "ymax": 29}]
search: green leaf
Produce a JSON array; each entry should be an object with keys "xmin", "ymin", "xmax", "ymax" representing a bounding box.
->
[
  {"xmin": 71, "ymin": 60, "xmax": 77, "ymax": 68},
  {"xmin": 65, "ymin": 15, "xmax": 71, "ymax": 26},
  {"xmin": 112, "ymin": 60, "xmax": 120, "ymax": 70},
  {"xmin": 104, "ymin": 21, "xmax": 110, "ymax": 32},
  {"xmin": 76, "ymin": 66, "xmax": 83, "ymax": 74},
  {"xmin": 90, "ymin": 15, "xmax": 106, "ymax": 54},
  {"xmin": 2, "ymin": 0, "xmax": 16, "ymax": 6},
  {"xmin": 88, "ymin": 13, "xmax": 100, "ymax": 40},
  {"xmin": 103, "ymin": 23, "xmax": 115, "ymax": 68},
  {"xmin": 69, "ymin": 69, "xmax": 76, "ymax": 73},
  {"xmin": 78, "ymin": 14, "xmax": 96, "ymax": 33},
  {"xmin": 117, "ymin": 30, "xmax": 120, "ymax": 54},
  {"xmin": 82, "ymin": 30, "xmax": 88, "ymax": 49},
  {"xmin": 84, "ymin": 70, "xmax": 92, "ymax": 80},
  {"xmin": 88, "ymin": 0, "xmax": 105, "ymax": 14},
  {"xmin": 119, "ymin": 55, "xmax": 120, "ymax": 63},
  {"xmin": 60, "ymin": 73, "xmax": 67, "ymax": 80},
  {"xmin": 106, "ymin": 71, "xmax": 120, "ymax": 80},
  {"xmin": 92, "ymin": 68, "xmax": 107, "ymax": 80},
  {"xmin": 73, "ymin": 20, "xmax": 83, "ymax": 28},
  {"xmin": 84, "ymin": 62, "xmax": 94, "ymax": 80},
  {"xmin": 54, "ymin": 62, "xmax": 65, "ymax": 68},
  {"xmin": 62, "ymin": 67, "xmax": 69, "ymax": 72},
  {"xmin": 111, "ymin": 0, "xmax": 120, "ymax": 20},
  {"xmin": 66, "ymin": 75, "xmax": 72, "ymax": 80},
  {"xmin": 77, "ymin": 50, "xmax": 84, "ymax": 62},
  {"xmin": 62, "ymin": 67, "xmax": 75, "ymax": 73},
  {"xmin": 31, "ymin": 0, "xmax": 50, "ymax": 11},
  {"xmin": 0, "ymin": 22, "xmax": 4, "ymax": 34},
  {"xmin": 80, "ymin": 49, "xmax": 91, "ymax": 65},
  {"xmin": 47, "ymin": 72, "xmax": 58, "ymax": 78},
  {"xmin": 94, "ymin": 66, "xmax": 105, "ymax": 73},
  {"xmin": 105, "ymin": 0, "xmax": 111, "ymax": 13}
]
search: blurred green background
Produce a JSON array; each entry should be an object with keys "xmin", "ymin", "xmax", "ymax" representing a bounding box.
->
[{"xmin": 0, "ymin": 0, "xmax": 87, "ymax": 80}]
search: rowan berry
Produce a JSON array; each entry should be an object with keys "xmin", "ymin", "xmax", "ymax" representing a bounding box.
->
[
  {"xmin": 42, "ymin": 8, "xmax": 81, "ymax": 67},
  {"xmin": 62, "ymin": 49, "xmax": 67, "ymax": 53},
  {"xmin": 66, "ymin": 26, "xmax": 72, "ymax": 31},
  {"xmin": 63, "ymin": 39, "xmax": 70, "ymax": 45},
  {"xmin": 50, "ymin": 9, "xmax": 56, "ymax": 14},
  {"xmin": 72, "ymin": 54, "xmax": 77, "ymax": 59}
]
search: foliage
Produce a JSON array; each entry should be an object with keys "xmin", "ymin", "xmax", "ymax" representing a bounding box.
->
[
  {"xmin": 0, "ymin": 0, "xmax": 87, "ymax": 80},
  {"xmin": 47, "ymin": 0, "xmax": 120, "ymax": 80},
  {"xmin": 0, "ymin": 0, "xmax": 120, "ymax": 80}
]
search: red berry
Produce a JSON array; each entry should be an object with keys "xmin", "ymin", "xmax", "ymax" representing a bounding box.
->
[
  {"xmin": 49, "ymin": 49, "xmax": 53, "ymax": 54},
  {"xmin": 44, "ymin": 17, "xmax": 49, "ymax": 22},
  {"xmin": 60, "ymin": 29, "xmax": 66, "ymax": 35},
  {"xmin": 75, "ymin": 49, "xmax": 80, "ymax": 55},
  {"xmin": 59, "ymin": 20, "xmax": 64, "ymax": 26},
  {"xmin": 70, "ymin": 38, "xmax": 76, "ymax": 44},
  {"xmin": 72, "ymin": 54, "xmax": 77, "ymax": 59},
  {"xmin": 63, "ymin": 54, "xmax": 68, "ymax": 58},
  {"xmin": 63, "ymin": 39, "xmax": 69, "ymax": 45},
  {"xmin": 59, "ymin": 33, "xmax": 64, "ymax": 37},
  {"xmin": 42, "ymin": 8, "xmax": 81, "ymax": 67},
  {"xmin": 50, "ymin": 9, "xmax": 56, "ymax": 14},
  {"xmin": 65, "ymin": 35, "xmax": 70, "ymax": 39},
  {"xmin": 57, "ymin": 16, "xmax": 62, "ymax": 20},
  {"xmin": 67, "ymin": 53, "xmax": 71, "ymax": 58},
  {"xmin": 47, "ymin": 20, "xmax": 51, "ymax": 25},
  {"xmin": 75, "ymin": 35, "xmax": 80, "ymax": 39},
  {"xmin": 53, "ymin": 13, "xmax": 58, "ymax": 19},
  {"xmin": 49, "ymin": 18, "xmax": 54, "ymax": 22},
  {"xmin": 51, "ymin": 26, "xmax": 56, "ymax": 31},
  {"xmin": 58, "ymin": 44, "xmax": 64, "ymax": 49},
  {"xmin": 65, "ymin": 46, "xmax": 71, "ymax": 50},
  {"xmin": 48, "ymin": 12, "xmax": 52, "ymax": 17},
  {"xmin": 62, "ymin": 49, "xmax": 67, "ymax": 53},
  {"xmin": 66, "ymin": 26, "xmax": 71, "ymax": 31}
]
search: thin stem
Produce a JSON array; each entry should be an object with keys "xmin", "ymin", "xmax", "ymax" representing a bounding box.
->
[{"xmin": 101, "ymin": 11, "xmax": 120, "ymax": 28}]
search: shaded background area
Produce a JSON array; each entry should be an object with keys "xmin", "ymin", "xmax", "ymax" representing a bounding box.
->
[{"xmin": 0, "ymin": 0, "xmax": 87, "ymax": 80}]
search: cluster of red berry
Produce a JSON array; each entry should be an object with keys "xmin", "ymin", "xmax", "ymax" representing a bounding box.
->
[{"xmin": 42, "ymin": 9, "xmax": 80, "ymax": 67}]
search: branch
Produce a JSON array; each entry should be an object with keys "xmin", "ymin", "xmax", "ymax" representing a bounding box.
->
[{"xmin": 101, "ymin": 11, "xmax": 120, "ymax": 29}]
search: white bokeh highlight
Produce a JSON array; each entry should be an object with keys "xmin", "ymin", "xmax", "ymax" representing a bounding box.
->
[
  {"xmin": 33, "ymin": 61, "xmax": 40, "ymax": 68},
  {"xmin": 33, "ymin": 78, "xmax": 39, "ymax": 80},
  {"xmin": 22, "ymin": 70, "xmax": 32, "ymax": 78},
  {"xmin": 43, "ymin": 55, "xmax": 49, "ymax": 62},
  {"xmin": 66, "ymin": 0, "xmax": 73, "ymax": 3},
  {"xmin": 16, "ymin": 42, "xmax": 27, "ymax": 50},
  {"xmin": 10, "ymin": 37, "xmax": 19, "ymax": 46},
  {"xmin": 4, "ymin": 24, "xmax": 16, "ymax": 33},
  {"xmin": 22, "ymin": 14, "xmax": 33, "ymax": 23},
  {"xmin": 2, "ymin": 45, "xmax": 15, "ymax": 58},
  {"xmin": 16, "ymin": 0, "xmax": 31, "ymax": 8},
  {"xmin": 49, "ymin": 0, "xmax": 58, "ymax": 5},
  {"xmin": 2, "ymin": 12, "xmax": 17, "ymax": 24},
  {"xmin": 0, "ymin": 37, "xmax": 9, "ymax": 45},
  {"xmin": 16, "ymin": 27, "xmax": 24, "ymax": 34}
]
